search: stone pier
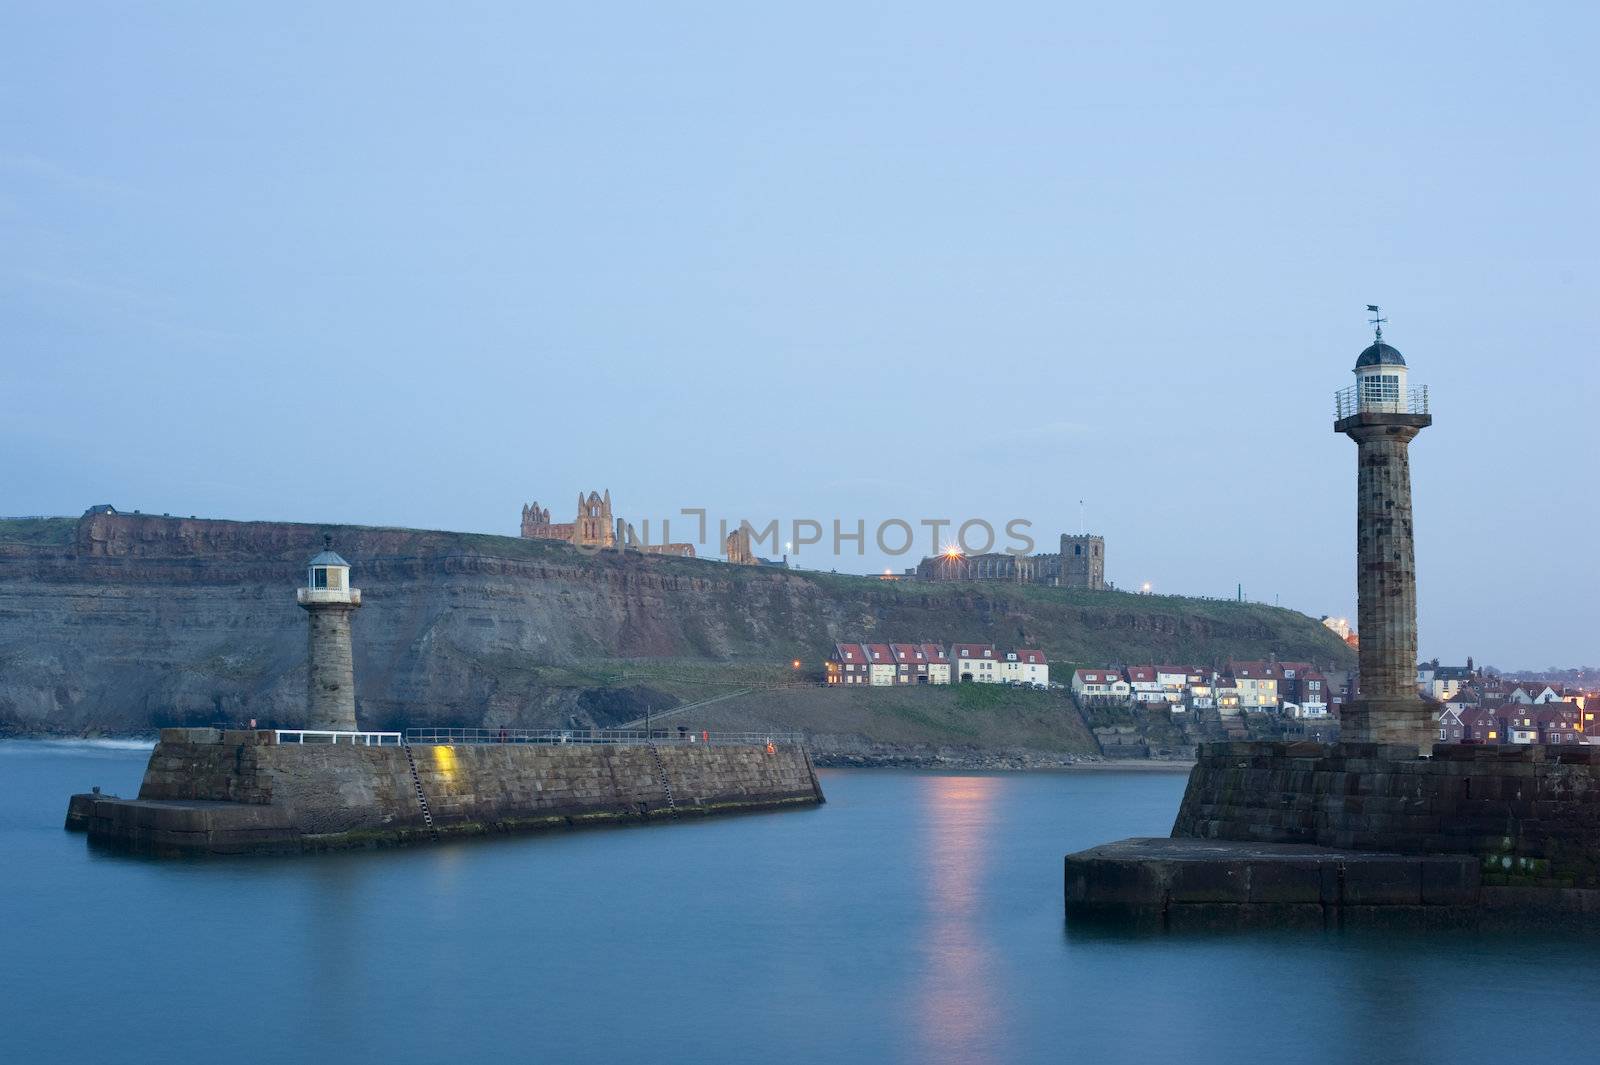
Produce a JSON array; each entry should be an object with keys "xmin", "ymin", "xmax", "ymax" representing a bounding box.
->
[{"xmin": 67, "ymin": 728, "xmax": 825, "ymax": 855}]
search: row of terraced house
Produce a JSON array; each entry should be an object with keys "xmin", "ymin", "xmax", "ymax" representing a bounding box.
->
[
  {"xmin": 1071, "ymin": 661, "xmax": 1338, "ymax": 719},
  {"xmin": 825, "ymin": 643, "xmax": 1049, "ymax": 687},
  {"xmin": 1425, "ymin": 666, "xmax": 1599, "ymax": 746}
]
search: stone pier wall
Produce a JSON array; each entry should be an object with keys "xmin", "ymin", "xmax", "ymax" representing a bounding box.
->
[
  {"xmin": 83, "ymin": 728, "xmax": 823, "ymax": 853},
  {"xmin": 1173, "ymin": 742, "xmax": 1600, "ymax": 888}
]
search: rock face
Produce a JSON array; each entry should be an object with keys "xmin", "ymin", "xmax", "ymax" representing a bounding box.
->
[{"xmin": 0, "ymin": 512, "xmax": 1354, "ymax": 734}]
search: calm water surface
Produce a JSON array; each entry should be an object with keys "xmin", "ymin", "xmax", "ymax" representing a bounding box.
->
[{"xmin": 6, "ymin": 740, "xmax": 1598, "ymax": 1065}]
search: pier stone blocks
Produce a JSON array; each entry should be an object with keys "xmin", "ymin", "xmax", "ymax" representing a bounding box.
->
[{"xmin": 69, "ymin": 730, "xmax": 825, "ymax": 855}]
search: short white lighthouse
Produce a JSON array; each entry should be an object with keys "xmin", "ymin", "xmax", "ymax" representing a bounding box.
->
[{"xmin": 296, "ymin": 535, "xmax": 362, "ymax": 732}]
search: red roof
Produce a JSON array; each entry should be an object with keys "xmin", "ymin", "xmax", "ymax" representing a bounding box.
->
[
  {"xmin": 1011, "ymin": 649, "xmax": 1047, "ymax": 665},
  {"xmin": 890, "ymin": 643, "xmax": 924, "ymax": 663},
  {"xmin": 919, "ymin": 643, "xmax": 948, "ymax": 662},
  {"xmin": 1126, "ymin": 666, "xmax": 1157, "ymax": 683},
  {"xmin": 950, "ymin": 643, "xmax": 995, "ymax": 660},
  {"xmin": 1074, "ymin": 669, "xmax": 1122, "ymax": 684},
  {"xmin": 833, "ymin": 643, "xmax": 865, "ymax": 663},
  {"xmin": 862, "ymin": 643, "xmax": 893, "ymax": 662}
]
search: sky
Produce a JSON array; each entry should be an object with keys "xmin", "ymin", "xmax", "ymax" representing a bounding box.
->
[{"xmin": 1, "ymin": 3, "xmax": 1596, "ymax": 669}]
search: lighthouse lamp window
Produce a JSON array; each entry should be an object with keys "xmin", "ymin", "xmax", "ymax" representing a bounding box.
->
[
  {"xmin": 313, "ymin": 567, "xmax": 329, "ymax": 589},
  {"xmin": 1361, "ymin": 373, "xmax": 1400, "ymax": 406}
]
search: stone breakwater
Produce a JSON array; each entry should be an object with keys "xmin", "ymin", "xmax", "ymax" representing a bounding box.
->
[
  {"xmin": 67, "ymin": 728, "xmax": 824, "ymax": 855},
  {"xmin": 1064, "ymin": 741, "xmax": 1600, "ymax": 926},
  {"xmin": 1173, "ymin": 741, "xmax": 1600, "ymax": 887}
]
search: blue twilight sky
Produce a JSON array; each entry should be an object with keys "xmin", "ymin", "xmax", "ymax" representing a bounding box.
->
[{"xmin": 1, "ymin": 3, "xmax": 1596, "ymax": 668}]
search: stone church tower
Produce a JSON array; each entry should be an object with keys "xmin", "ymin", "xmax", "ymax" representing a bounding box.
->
[{"xmin": 1059, "ymin": 534, "xmax": 1106, "ymax": 590}]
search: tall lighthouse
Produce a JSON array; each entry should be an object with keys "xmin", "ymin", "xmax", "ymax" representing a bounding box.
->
[
  {"xmin": 296, "ymin": 536, "xmax": 362, "ymax": 732},
  {"xmin": 1334, "ymin": 307, "xmax": 1431, "ymax": 752}
]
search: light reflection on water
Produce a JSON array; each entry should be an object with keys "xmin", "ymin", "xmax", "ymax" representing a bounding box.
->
[
  {"xmin": 8, "ymin": 742, "xmax": 1600, "ymax": 1065},
  {"xmin": 917, "ymin": 775, "xmax": 1002, "ymax": 1064}
]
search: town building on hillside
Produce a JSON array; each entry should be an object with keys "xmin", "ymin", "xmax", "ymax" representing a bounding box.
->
[
  {"xmin": 862, "ymin": 643, "xmax": 897, "ymax": 686},
  {"xmin": 950, "ymin": 643, "xmax": 1000, "ymax": 683},
  {"xmin": 825, "ymin": 643, "xmax": 869, "ymax": 686},
  {"xmin": 1215, "ymin": 678, "xmax": 1241, "ymax": 715},
  {"xmin": 1509, "ymin": 683, "xmax": 1563, "ymax": 705},
  {"xmin": 890, "ymin": 643, "xmax": 932, "ymax": 685},
  {"xmin": 1505, "ymin": 707, "xmax": 1541, "ymax": 744},
  {"xmin": 1183, "ymin": 676, "xmax": 1215, "ymax": 712},
  {"xmin": 1072, "ymin": 668, "xmax": 1131, "ymax": 702},
  {"xmin": 1125, "ymin": 666, "xmax": 1168, "ymax": 704},
  {"xmin": 1156, "ymin": 666, "xmax": 1201, "ymax": 700},
  {"xmin": 1227, "ymin": 661, "xmax": 1282, "ymax": 711},
  {"xmin": 999, "ymin": 650, "xmax": 1049, "ymax": 687},
  {"xmin": 922, "ymin": 644, "xmax": 952, "ymax": 685},
  {"xmin": 1459, "ymin": 706, "xmax": 1500, "ymax": 743},
  {"xmin": 1437, "ymin": 706, "xmax": 1465, "ymax": 743},
  {"xmin": 1416, "ymin": 658, "xmax": 1475, "ymax": 701},
  {"xmin": 1280, "ymin": 665, "xmax": 1330, "ymax": 718},
  {"xmin": 1537, "ymin": 705, "xmax": 1582, "ymax": 744}
]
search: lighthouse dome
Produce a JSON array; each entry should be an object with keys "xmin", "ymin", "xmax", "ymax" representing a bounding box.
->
[{"xmin": 1355, "ymin": 341, "xmax": 1406, "ymax": 369}]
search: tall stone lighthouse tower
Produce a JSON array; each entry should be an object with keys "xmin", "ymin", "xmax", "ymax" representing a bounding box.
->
[
  {"xmin": 1334, "ymin": 308, "xmax": 1431, "ymax": 752},
  {"xmin": 296, "ymin": 536, "xmax": 362, "ymax": 732}
]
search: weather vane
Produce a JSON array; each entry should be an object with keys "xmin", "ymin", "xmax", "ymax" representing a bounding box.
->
[{"xmin": 1366, "ymin": 304, "xmax": 1386, "ymax": 343}]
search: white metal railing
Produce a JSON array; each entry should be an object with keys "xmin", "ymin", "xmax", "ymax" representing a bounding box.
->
[
  {"xmin": 295, "ymin": 588, "xmax": 362, "ymax": 606},
  {"xmin": 275, "ymin": 729, "xmax": 402, "ymax": 746},
  {"xmin": 1334, "ymin": 384, "xmax": 1428, "ymax": 419},
  {"xmin": 404, "ymin": 727, "xmax": 801, "ymax": 748}
]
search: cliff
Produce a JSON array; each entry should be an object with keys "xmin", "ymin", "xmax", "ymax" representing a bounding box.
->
[{"xmin": 0, "ymin": 511, "xmax": 1354, "ymax": 735}]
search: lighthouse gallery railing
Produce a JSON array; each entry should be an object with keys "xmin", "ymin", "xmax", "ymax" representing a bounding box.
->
[{"xmin": 1333, "ymin": 385, "xmax": 1428, "ymax": 420}]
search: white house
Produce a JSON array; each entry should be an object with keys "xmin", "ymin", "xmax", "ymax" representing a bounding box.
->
[
  {"xmin": 1073, "ymin": 669, "xmax": 1131, "ymax": 701},
  {"xmin": 1125, "ymin": 666, "xmax": 1168, "ymax": 704},
  {"xmin": 999, "ymin": 649, "xmax": 1049, "ymax": 687},
  {"xmin": 950, "ymin": 643, "xmax": 1001, "ymax": 684}
]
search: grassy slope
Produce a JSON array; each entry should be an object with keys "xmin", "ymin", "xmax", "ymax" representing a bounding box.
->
[
  {"xmin": 672, "ymin": 683, "xmax": 1105, "ymax": 757},
  {"xmin": 0, "ymin": 517, "xmax": 75, "ymax": 545}
]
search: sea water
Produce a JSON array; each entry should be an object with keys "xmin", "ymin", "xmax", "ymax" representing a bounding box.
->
[{"xmin": 4, "ymin": 740, "xmax": 1595, "ymax": 1065}]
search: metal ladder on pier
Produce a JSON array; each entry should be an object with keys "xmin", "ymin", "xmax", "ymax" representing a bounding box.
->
[
  {"xmin": 402, "ymin": 740, "xmax": 440, "ymax": 843},
  {"xmin": 646, "ymin": 743, "xmax": 678, "ymax": 818}
]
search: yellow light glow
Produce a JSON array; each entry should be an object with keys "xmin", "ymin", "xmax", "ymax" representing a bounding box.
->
[{"xmin": 432, "ymin": 743, "xmax": 458, "ymax": 779}]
